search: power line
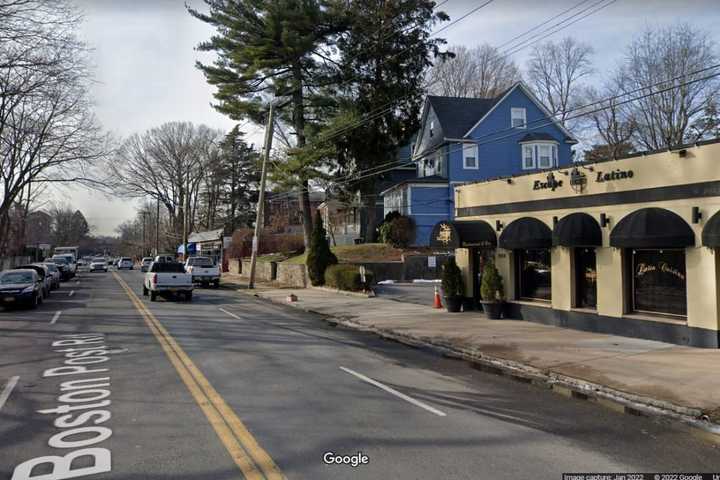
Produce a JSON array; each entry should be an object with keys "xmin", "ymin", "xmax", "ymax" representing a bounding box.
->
[
  {"xmin": 503, "ymin": 0, "xmax": 619, "ymax": 57},
  {"xmin": 264, "ymin": 65, "xmax": 720, "ymax": 202}
]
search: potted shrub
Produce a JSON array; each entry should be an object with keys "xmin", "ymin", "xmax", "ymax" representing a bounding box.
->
[
  {"xmin": 480, "ymin": 262, "xmax": 505, "ymax": 319},
  {"xmin": 441, "ymin": 257, "xmax": 464, "ymax": 313}
]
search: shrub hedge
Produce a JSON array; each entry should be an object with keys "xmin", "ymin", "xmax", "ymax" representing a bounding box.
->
[{"xmin": 324, "ymin": 264, "xmax": 374, "ymax": 291}]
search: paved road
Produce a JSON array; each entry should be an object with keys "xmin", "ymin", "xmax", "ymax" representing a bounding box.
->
[{"xmin": 1, "ymin": 269, "xmax": 719, "ymax": 480}]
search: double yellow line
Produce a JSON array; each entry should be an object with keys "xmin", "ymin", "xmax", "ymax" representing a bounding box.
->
[{"xmin": 114, "ymin": 273, "xmax": 284, "ymax": 480}]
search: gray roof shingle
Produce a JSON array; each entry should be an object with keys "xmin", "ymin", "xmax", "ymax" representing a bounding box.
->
[{"xmin": 427, "ymin": 96, "xmax": 498, "ymax": 139}]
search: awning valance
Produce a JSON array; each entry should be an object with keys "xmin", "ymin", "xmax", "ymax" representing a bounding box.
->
[
  {"xmin": 702, "ymin": 210, "xmax": 720, "ymax": 247},
  {"xmin": 429, "ymin": 220, "xmax": 497, "ymax": 249},
  {"xmin": 552, "ymin": 213, "xmax": 602, "ymax": 247},
  {"xmin": 610, "ymin": 208, "xmax": 694, "ymax": 248},
  {"xmin": 499, "ymin": 217, "xmax": 552, "ymax": 250}
]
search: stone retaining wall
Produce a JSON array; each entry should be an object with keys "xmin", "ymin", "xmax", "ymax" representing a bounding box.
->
[
  {"xmin": 239, "ymin": 260, "xmax": 276, "ymax": 282},
  {"xmin": 276, "ymin": 263, "xmax": 308, "ymax": 288}
]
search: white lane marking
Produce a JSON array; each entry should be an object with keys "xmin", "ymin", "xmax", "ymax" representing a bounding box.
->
[
  {"xmin": 68, "ymin": 290, "xmax": 75, "ymax": 297},
  {"xmin": 50, "ymin": 311, "xmax": 62, "ymax": 324},
  {"xmin": 339, "ymin": 366, "xmax": 447, "ymax": 417},
  {"xmin": 0, "ymin": 376, "xmax": 19, "ymax": 411},
  {"xmin": 219, "ymin": 307, "xmax": 241, "ymax": 320}
]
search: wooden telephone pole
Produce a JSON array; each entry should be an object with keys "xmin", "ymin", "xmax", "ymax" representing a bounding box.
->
[{"xmin": 248, "ymin": 103, "xmax": 276, "ymax": 289}]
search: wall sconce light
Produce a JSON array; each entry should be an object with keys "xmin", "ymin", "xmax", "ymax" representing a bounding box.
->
[
  {"xmin": 506, "ymin": 178, "xmax": 513, "ymax": 184},
  {"xmin": 581, "ymin": 165, "xmax": 595, "ymax": 172},
  {"xmin": 553, "ymin": 216, "xmax": 558, "ymax": 226},
  {"xmin": 496, "ymin": 220, "xmax": 503, "ymax": 231},
  {"xmin": 692, "ymin": 206, "xmax": 702, "ymax": 224},
  {"xmin": 677, "ymin": 149, "xmax": 688, "ymax": 158},
  {"xmin": 600, "ymin": 213, "xmax": 610, "ymax": 227},
  {"xmin": 560, "ymin": 170, "xmax": 569, "ymax": 176}
]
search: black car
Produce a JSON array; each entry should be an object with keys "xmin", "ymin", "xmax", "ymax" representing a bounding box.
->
[
  {"xmin": 0, "ymin": 269, "xmax": 42, "ymax": 309},
  {"xmin": 48, "ymin": 257, "xmax": 72, "ymax": 281}
]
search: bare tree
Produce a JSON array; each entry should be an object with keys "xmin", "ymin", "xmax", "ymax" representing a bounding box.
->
[
  {"xmin": 619, "ymin": 23, "xmax": 720, "ymax": 149},
  {"xmin": 586, "ymin": 74, "xmax": 637, "ymax": 159},
  {"xmin": 428, "ymin": 44, "xmax": 521, "ymax": 98},
  {"xmin": 109, "ymin": 122, "xmax": 224, "ymax": 249},
  {"xmin": 0, "ymin": 0, "xmax": 109, "ymax": 252},
  {"xmin": 527, "ymin": 37, "xmax": 594, "ymax": 131}
]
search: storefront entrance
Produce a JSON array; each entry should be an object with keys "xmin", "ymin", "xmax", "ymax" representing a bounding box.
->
[{"xmin": 574, "ymin": 248, "xmax": 597, "ymax": 309}]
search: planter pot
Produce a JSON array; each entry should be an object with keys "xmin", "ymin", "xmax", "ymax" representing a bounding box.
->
[
  {"xmin": 444, "ymin": 296, "xmax": 462, "ymax": 313},
  {"xmin": 480, "ymin": 300, "xmax": 503, "ymax": 319}
]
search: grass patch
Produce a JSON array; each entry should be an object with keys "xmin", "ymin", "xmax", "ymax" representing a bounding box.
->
[{"xmin": 284, "ymin": 243, "xmax": 404, "ymax": 264}]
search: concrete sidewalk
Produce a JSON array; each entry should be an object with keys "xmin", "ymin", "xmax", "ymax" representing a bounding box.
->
[{"xmin": 222, "ymin": 274, "xmax": 720, "ymax": 437}]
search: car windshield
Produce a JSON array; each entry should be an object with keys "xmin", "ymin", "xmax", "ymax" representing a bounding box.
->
[
  {"xmin": 43, "ymin": 264, "xmax": 58, "ymax": 272},
  {"xmin": 0, "ymin": 272, "xmax": 34, "ymax": 284},
  {"xmin": 51, "ymin": 257, "xmax": 68, "ymax": 265}
]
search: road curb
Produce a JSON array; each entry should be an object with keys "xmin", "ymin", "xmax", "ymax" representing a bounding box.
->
[{"xmin": 237, "ymin": 289, "xmax": 720, "ymax": 445}]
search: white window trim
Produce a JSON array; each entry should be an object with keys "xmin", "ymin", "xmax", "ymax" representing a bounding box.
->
[
  {"xmin": 463, "ymin": 143, "xmax": 479, "ymax": 170},
  {"xmin": 511, "ymin": 107, "xmax": 527, "ymax": 129},
  {"xmin": 520, "ymin": 141, "xmax": 559, "ymax": 170}
]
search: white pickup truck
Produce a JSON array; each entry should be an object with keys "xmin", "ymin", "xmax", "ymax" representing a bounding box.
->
[
  {"xmin": 143, "ymin": 261, "xmax": 193, "ymax": 302},
  {"xmin": 184, "ymin": 256, "xmax": 221, "ymax": 288}
]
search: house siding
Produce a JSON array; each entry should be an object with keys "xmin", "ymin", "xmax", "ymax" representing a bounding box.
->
[
  {"xmin": 450, "ymin": 87, "xmax": 573, "ymax": 182},
  {"xmin": 409, "ymin": 185, "xmax": 453, "ymax": 245}
]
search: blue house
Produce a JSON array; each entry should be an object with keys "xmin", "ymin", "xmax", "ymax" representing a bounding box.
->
[{"xmin": 381, "ymin": 82, "xmax": 577, "ymax": 245}]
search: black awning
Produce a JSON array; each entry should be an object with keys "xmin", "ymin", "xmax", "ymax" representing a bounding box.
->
[
  {"xmin": 610, "ymin": 207, "xmax": 694, "ymax": 248},
  {"xmin": 499, "ymin": 217, "xmax": 552, "ymax": 250},
  {"xmin": 552, "ymin": 213, "xmax": 602, "ymax": 247},
  {"xmin": 429, "ymin": 220, "xmax": 497, "ymax": 249},
  {"xmin": 702, "ymin": 210, "xmax": 720, "ymax": 247}
]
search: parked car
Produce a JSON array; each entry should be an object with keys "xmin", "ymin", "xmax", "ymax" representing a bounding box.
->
[
  {"xmin": 117, "ymin": 257, "xmax": 134, "ymax": 270},
  {"xmin": 36, "ymin": 262, "xmax": 60, "ymax": 290},
  {"xmin": 185, "ymin": 256, "xmax": 221, "ymax": 288},
  {"xmin": 90, "ymin": 257, "xmax": 109, "ymax": 272},
  {"xmin": 154, "ymin": 254, "xmax": 175, "ymax": 263},
  {"xmin": 48, "ymin": 256, "xmax": 72, "ymax": 281},
  {"xmin": 143, "ymin": 261, "xmax": 193, "ymax": 302},
  {"xmin": 140, "ymin": 257, "xmax": 153, "ymax": 272},
  {"xmin": 51, "ymin": 254, "xmax": 76, "ymax": 277},
  {"xmin": 0, "ymin": 269, "xmax": 43, "ymax": 309},
  {"xmin": 15, "ymin": 264, "xmax": 51, "ymax": 299}
]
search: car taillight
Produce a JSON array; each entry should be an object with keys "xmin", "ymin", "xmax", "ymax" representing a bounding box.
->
[{"xmin": 152, "ymin": 274, "xmax": 157, "ymax": 285}]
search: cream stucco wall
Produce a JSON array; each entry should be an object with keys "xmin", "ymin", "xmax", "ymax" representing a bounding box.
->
[{"xmin": 451, "ymin": 143, "xmax": 720, "ymax": 333}]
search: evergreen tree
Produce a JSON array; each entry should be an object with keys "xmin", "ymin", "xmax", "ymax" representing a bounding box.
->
[
  {"xmin": 188, "ymin": 0, "xmax": 345, "ymax": 248},
  {"xmin": 306, "ymin": 211, "xmax": 337, "ymax": 286},
  {"xmin": 220, "ymin": 126, "xmax": 260, "ymax": 231},
  {"xmin": 320, "ymin": 0, "xmax": 449, "ymax": 240}
]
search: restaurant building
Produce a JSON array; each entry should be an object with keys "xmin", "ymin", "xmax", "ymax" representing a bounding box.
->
[{"xmin": 435, "ymin": 139, "xmax": 720, "ymax": 348}]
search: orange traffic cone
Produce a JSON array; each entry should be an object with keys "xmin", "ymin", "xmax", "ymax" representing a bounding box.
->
[{"xmin": 433, "ymin": 286, "xmax": 442, "ymax": 309}]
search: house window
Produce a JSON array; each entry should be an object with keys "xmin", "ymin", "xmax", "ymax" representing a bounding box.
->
[
  {"xmin": 521, "ymin": 142, "xmax": 558, "ymax": 170},
  {"xmin": 522, "ymin": 145, "xmax": 535, "ymax": 169},
  {"xmin": 463, "ymin": 144, "xmax": 478, "ymax": 169},
  {"xmin": 511, "ymin": 108, "xmax": 527, "ymax": 128},
  {"xmin": 538, "ymin": 144, "xmax": 552, "ymax": 168},
  {"xmin": 429, "ymin": 120, "xmax": 435, "ymax": 137}
]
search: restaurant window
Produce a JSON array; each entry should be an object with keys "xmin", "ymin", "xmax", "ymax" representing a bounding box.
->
[
  {"xmin": 630, "ymin": 249, "xmax": 687, "ymax": 317},
  {"xmin": 574, "ymin": 248, "xmax": 597, "ymax": 309},
  {"xmin": 516, "ymin": 249, "xmax": 551, "ymax": 301}
]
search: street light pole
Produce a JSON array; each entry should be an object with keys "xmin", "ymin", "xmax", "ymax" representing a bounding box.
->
[
  {"xmin": 248, "ymin": 103, "xmax": 276, "ymax": 289},
  {"xmin": 155, "ymin": 197, "xmax": 160, "ymax": 257}
]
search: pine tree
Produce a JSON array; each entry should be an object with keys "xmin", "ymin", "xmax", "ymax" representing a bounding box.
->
[
  {"xmin": 306, "ymin": 211, "xmax": 337, "ymax": 286},
  {"xmin": 322, "ymin": 0, "xmax": 449, "ymax": 240},
  {"xmin": 188, "ymin": 0, "xmax": 345, "ymax": 248}
]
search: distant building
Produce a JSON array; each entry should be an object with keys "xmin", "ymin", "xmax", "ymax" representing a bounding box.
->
[
  {"xmin": 382, "ymin": 82, "xmax": 577, "ymax": 245},
  {"xmin": 264, "ymin": 191, "xmax": 326, "ymax": 235}
]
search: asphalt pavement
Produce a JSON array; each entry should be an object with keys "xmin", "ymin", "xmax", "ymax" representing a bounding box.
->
[{"xmin": 1, "ymin": 268, "xmax": 719, "ymax": 480}]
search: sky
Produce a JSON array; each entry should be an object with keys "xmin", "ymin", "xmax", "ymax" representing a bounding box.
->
[{"xmin": 59, "ymin": 0, "xmax": 720, "ymax": 236}]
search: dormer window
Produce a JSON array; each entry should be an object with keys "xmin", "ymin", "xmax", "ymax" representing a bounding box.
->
[
  {"xmin": 429, "ymin": 120, "xmax": 435, "ymax": 137},
  {"xmin": 511, "ymin": 108, "xmax": 527, "ymax": 129}
]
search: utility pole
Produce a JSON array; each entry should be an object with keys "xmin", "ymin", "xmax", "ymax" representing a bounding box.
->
[
  {"xmin": 248, "ymin": 103, "xmax": 276, "ymax": 289},
  {"xmin": 142, "ymin": 210, "xmax": 147, "ymax": 258},
  {"xmin": 155, "ymin": 197, "xmax": 160, "ymax": 256}
]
